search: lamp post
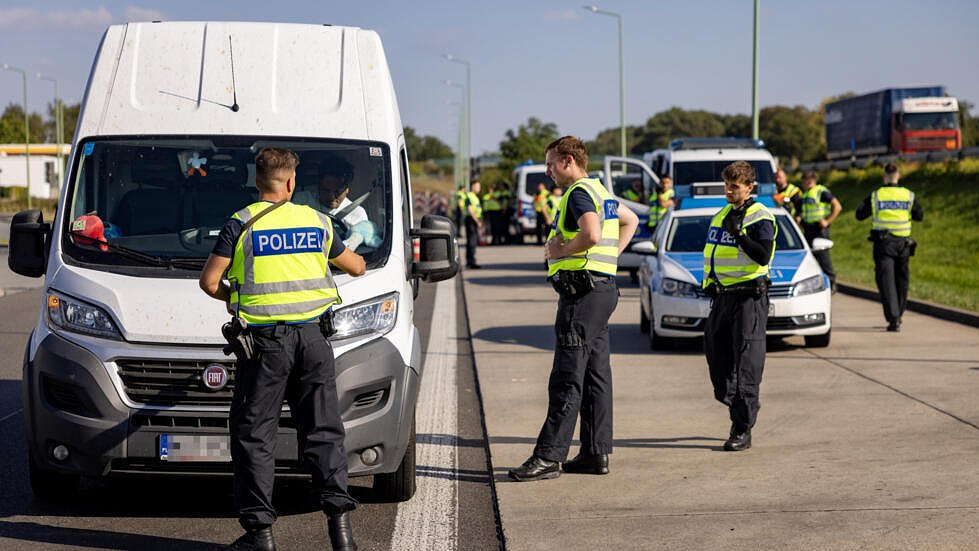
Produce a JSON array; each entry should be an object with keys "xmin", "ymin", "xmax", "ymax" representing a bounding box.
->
[
  {"xmin": 443, "ymin": 54, "xmax": 471, "ymax": 180},
  {"xmin": 37, "ymin": 73, "xmax": 63, "ymax": 192},
  {"xmin": 751, "ymin": 0, "xmax": 760, "ymax": 140},
  {"xmin": 2, "ymin": 64, "xmax": 32, "ymax": 209},
  {"xmin": 444, "ymin": 81, "xmax": 466, "ymax": 190},
  {"xmin": 447, "ymin": 100, "xmax": 462, "ymax": 190},
  {"xmin": 585, "ymin": 5, "xmax": 626, "ymax": 157}
]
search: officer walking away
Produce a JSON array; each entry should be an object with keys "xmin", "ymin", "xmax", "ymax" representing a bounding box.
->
[
  {"xmin": 773, "ymin": 168, "xmax": 800, "ymax": 216},
  {"xmin": 647, "ymin": 176, "xmax": 675, "ymax": 233},
  {"xmin": 855, "ymin": 163, "xmax": 923, "ymax": 332},
  {"xmin": 199, "ymin": 148, "xmax": 366, "ymax": 551},
  {"xmin": 533, "ymin": 182, "xmax": 551, "ymax": 245},
  {"xmin": 463, "ymin": 181, "xmax": 484, "ymax": 269},
  {"xmin": 508, "ymin": 136, "xmax": 638, "ymax": 481},
  {"xmin": 703, "ymin": 160, "xmax": 777, "ymax": 452},
  {"xmin": 792, "ymin": 171, "xmax": 841, "ymax": 291}
]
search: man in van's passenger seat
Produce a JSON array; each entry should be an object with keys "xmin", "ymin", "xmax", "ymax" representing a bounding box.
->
[
  {"xmin": 199, "ymin": 147, "xmax": 365, "ymax": 551},
  {"xmin": 317, "ymin": 160, "xmax": 375, "ymax": 252}
]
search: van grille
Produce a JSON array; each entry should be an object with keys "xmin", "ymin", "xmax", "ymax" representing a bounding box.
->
[{"xmin": 117, "ymin": 359, "xmax": 236, "ymax": 406}]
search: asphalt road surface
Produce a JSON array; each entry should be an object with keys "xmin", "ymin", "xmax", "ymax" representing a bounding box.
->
[{"xmin": 0, "ymin": 276, "xmax": 502, "ymax": 550}]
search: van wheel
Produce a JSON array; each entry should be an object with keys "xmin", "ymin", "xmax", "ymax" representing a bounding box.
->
[
  {"xmin": 639, "ymin": 305, "xmax": 650, "ymax": 334},
  {"xmin": 373, "ymin": 417, "xmax": 416, "ymax": 502},
  {"xmin": 649, "ymin": 328, "xmax": 673, "ymax": 351},
  {"xmin": 805, "ymin": 330, "xmax": 831, "ymax": 348},
  {"xmin": 29, "ymin": 451, "xmax": 80, "ymax": 502}
]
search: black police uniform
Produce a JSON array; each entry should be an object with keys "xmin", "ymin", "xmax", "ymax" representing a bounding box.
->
[
  {"xmin": 463, "ymin": 194, "xmax": 481, "ymax": 268},
  {"xmin": 534, "ymin": 188, "xmax": 618, "ymax": 461},
  {"xmin": 792, "ymin": 189, "xmax": 837, "ymax": 288},
  {"xmin": 213, "ymin": 212, "xmax": 357, "ymax": 530},
  {"xmin": 854, "ymin": 188, "xmax": 924, "ymax": 328},
  {"xmin": 703, "ymin": 200, "xmax": 775, "ymax": 441}
]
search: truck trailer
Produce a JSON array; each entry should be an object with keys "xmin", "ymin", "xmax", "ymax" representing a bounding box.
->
[{"xmin": 824, "ymin": 86, "xmax": 960, "ymax": 159}]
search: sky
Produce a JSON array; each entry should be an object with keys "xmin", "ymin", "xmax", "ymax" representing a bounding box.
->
[{"xmin": 1, "ymin": 0, "xmax": 977, "ymax": 155}]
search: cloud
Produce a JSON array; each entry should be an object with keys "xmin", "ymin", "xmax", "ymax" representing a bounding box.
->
[
  {"xmin": 544, "ymin": 10, "xmax": 582, "ymax": 21},
  {"xmin": 0, "ymin": 5, "xmax": 165, "ymax": 31}
]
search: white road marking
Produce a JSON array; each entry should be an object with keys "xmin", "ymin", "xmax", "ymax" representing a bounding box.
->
[
  {"xmin": 0, "ymin": 408, "xmax": 23, "ymax": 423},
  {"xmin": 390, "ymin": 277, "xmax": 459, "ymax": 550}
]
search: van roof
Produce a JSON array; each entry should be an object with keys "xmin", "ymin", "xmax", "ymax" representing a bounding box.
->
[{"xmin": 77, "ymin": 22, "xmax": 401, "ymax": 142}]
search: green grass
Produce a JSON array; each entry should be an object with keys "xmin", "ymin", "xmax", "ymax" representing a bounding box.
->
[{"xmin": 802, "ymin": 159, "xmax": 979, "ymax": 312}]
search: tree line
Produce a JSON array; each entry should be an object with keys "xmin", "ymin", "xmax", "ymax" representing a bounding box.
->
[{"xmin": 0, "ymin": 101, "xmax": 81, "ymax": 145}]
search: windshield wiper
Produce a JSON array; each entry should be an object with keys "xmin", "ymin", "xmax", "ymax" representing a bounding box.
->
[{"xmin": 70, "ymin": 234, "xmax": 205, "ymax": 270}]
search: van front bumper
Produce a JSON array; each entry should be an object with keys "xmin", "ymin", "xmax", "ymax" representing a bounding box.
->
[{"xmin": 24, "ymin": 331, "xmax": 419, "ymax": 478}]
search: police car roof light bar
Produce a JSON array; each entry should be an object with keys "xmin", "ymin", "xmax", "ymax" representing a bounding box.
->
[{"xmin": 669, "ymin": 137, "xmax": 765, "ymax": 150}]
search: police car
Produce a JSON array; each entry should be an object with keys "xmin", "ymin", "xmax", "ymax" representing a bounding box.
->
[{"xmin": 632, "ymin": 203, "xmax": 833, "ymax": 350}]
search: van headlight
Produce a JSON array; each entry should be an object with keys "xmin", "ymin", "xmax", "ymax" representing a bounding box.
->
[
  {"xmin": 46, "ymin": 291, "xmax": 122, "ymax": 340},
  {"xmin": 330, "ymin": 292, "xmax": 398, "ymax": 343},
  {"xmin": 661, "ymin": 278, "xmax": 701, "ymax": 298},
  {"xmin": 792, "ymin": 275, "xmax": 827, "ymax": 296}
]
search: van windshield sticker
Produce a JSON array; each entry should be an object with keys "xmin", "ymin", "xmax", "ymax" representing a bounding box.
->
[
  {"xmin": 83, "ymin": 143, "xmax": 95, "ymax": 156},
  {"xmin": 370, "ymin": 147, "xmax": 383, "ymax": 157}
]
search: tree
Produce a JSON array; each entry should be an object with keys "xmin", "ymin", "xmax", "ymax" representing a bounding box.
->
[
  {"xmin": 586, "ymin": 125, "xmax": 644, "ymax": 156},
  {"xmin": 0, "ymin": 103, "xmax": 46, "ymax": 144},
  {"xmin": 43, "ymin": 101, "xmax": 81, "ymax": 145},
  {"xmin": 759, "ymin": 105, "xmax": 823, "ymax": 165},
  {"xmin": 631, "ymin": 107, "xmax": 728, "ymax": 153},
  {"xmin": 403, "ymin": 126, "xmax": 453, "ymax": 161},
  {"xmin": 498, "ymin": 117, "xmax": 559, "ymax": 175},
  {"xmin": 958, "ymin": 99, "xmax": 979, "ymax": 149}
]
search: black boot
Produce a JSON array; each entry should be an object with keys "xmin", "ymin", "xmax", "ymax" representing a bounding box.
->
[
  {"xmin": 327, "ymin": 512, "xmax": 357, "ymax": 551},
  {"xmin": 562, "ymin": 452, "xmax": 609, "ymax": 475},
  {"xmin": 508, "ymin": 456, "xmax": 560, "ymax": 482},
  {"xmin": 724, "ymin": 429, "xmax": 752, "ymax": 451},
  {"xmin": 225, "ymin": 526, "xmax": 275, "ymax": 551}
]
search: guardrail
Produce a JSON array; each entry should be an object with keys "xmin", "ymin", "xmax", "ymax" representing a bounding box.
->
[{"xmin": 796, "ymin": 147, "xmax": 979, "ymax": 173}]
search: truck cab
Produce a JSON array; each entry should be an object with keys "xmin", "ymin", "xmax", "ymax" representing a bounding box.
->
[
  {"xmin": 7, "ymin": 21, "xmax": 457, "ymax": 502},
  {"xmin": 891, "ymin": 97, "xmax": 961, "ymax": 154}
]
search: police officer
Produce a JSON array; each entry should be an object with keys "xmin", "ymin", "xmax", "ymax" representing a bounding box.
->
[
  {"xmin": 544, "ymin": 184, "xmax": 563, "ymax": 228},
  {"xmin": 482, "ymin": 183, "xmax": 503, "ymax": 245},
  {"xmin": 453, "ymin": 185, "xmax": 467, "ymax": 237},
  {"xmin": 533, "ymin": 182, "xmax": 551, "ymax": 245},
  {"xmin": 855, "ymin": 163, "xmax": 924, "ymax": 331},
  {"xmin": 647, "ymin": 176, "xmax": 675, "ymax": 233},
  {"xmin": 621, "ymin": 178, "xmax": 644, "ymax": 203},
  {"xmin": 463, "ymin": 181, "xmax": 484, "ymax": 269},
  {"xmin": 509, "ymin": 136, "xmax": 638, "ymax": 481},
  {"xmin": 703, "ymin": 160, "xmax": 777, "ymax": 452},
  {"xmin": 773, "ymin": 168, "xmax": 800, "ymax": 216},
  {"xmin": 792, "ymin": 171, "xmax": 841, "ymax": 291},
  {"xmin": 200, "ymin": 148, "xmax": 365, "ymax": 551}
]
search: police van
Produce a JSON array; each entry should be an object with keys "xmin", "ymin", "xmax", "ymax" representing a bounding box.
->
[
  {"xmin": 7, "ymin": 22, "xmax": 457, "ymax": 501},
  {"xmin": 511, "ymin": 162, "xmax": 550, "ymax": 242}
]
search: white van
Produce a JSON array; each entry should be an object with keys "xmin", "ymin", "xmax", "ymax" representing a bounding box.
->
[
  {"xmin": 8, "ymin": 22, "xmax": 457, "ymax": 501},
  {"xmin": 510, "ymin": 162, "xmax": 550, "ymax": 242}
]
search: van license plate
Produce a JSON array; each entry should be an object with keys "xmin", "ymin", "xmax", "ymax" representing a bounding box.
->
[{"xmin": 159, "ymin": 434, "xmax": 232, "ymax": 462}]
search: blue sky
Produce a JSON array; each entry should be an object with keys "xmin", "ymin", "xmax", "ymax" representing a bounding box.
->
[{"xmin": 1, "ymin": 1, "xmax": 977, "ymax": 154}]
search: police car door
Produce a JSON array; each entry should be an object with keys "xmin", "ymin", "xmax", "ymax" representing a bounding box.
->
[{"xmin": 603, "ymin": 156, "xmax": 660, "ymax": 239}]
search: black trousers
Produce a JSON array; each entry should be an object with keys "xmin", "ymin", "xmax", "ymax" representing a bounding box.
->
[
  {"xmin": 804, "ymin": 225, "xmax": 836, "ymax": 286},
  {"xmin": 534, "ymin": 278, "xmax": 618, "ymax": 462},
  {"xmin": 230, "ymin": 323, "xmax": 356, "ymax": 529},
  {"xmin": 873, "ymin": 237, "xmax": 911, "ymax": 323},
  {"xmin": 535, "ymin": 212, "xmax": 548, "ymax": 244},
  {"xmin": 453, "ymin": 206, "xmax": 463, "ymax": 237},
  {"xmin": 464, "ymin": 216, "xmax": 479, "ymax": 266},
  {"xmin": 704, "ymin": 292, "xmax": 769, "ymax": 433}
]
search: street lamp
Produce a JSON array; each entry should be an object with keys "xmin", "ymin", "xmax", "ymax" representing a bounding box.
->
[
  {"xmin": 443, "ymin": 54, "xmax": 471, "ymax": 180},
  {"xmin": 584, "ymin": 5, "xmax": 626, "ymax": 157},
  {"xmin": 751, "ymin": 0, "xmax": 760, "ymax": 140},
  {"xmin": 37, "ymin": 73, "xmax": 64, "ymax": 192},
  {"xmin": 444, "ymin": 80, "xmax": 467, "ymax": 190},
  {"xmin": 2, "ymin": 63, "xmax": 32, "ymax": 209}
]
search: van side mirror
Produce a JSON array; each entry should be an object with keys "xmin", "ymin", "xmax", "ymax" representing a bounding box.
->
[
  {"xmin": 631, "ymin": 240, "xmax": 658, "ymax": 255},
  {"xmin": 8, "ymin": 209, "xmax": 51, "ymax": 278},
  {"xmin": 410, "ymin": 215, "xmax": 459, "ymax": 282},
  {"xmin": 810, "ymin": 237, "xmax": 834, "ymax": 252}
]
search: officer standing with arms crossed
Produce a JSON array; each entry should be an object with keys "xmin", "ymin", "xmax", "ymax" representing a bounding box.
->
[
  {"xmin": 200, "ymin": 148, "xmax": 365, "ymax": 551},
  {"xmin": 509, "ymin": 136, "xmax": 638, "ymax": 481},
  {"xmin": 703, "ymin": 161, "xmax": 777, "ymax": 452},
  {"xmin": 792, "ymin": 171, "xmax": 841, "ymax": 291},
  {"xmin": 855, "ymin": 163, "xmax": 924, "ymax": 331}
]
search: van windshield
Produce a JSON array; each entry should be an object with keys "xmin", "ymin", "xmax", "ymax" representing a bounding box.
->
[
  {"xmin": 63, "ymin": 137, "xmax": 392, "ymax": 274},
  {"xmin": 523, "ymin": 171, "xmax": 552, "ymax": 196},
  {"xmin": 673, "ymin": 161, "xmax": 775, "ymax": 186}
]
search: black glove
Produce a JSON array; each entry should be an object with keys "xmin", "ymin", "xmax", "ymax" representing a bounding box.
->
[{"xmin": 722, "ymin": 208, "xmax": 743, "ymax": 238}]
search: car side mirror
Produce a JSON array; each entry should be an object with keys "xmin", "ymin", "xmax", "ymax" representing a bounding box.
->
[
  {"xmin": 409, "ymin": 214, "xmax": 459, "ymax": 282},
  {"xmin": 8, "ymin": 209, "xmax": 51, "ymax": 278},
  {"xmin": 631, "ymin": 240, "xmax": 658, "ymax": 255},
  {"xmin": 810, "ymin": 237, "xmax": 834, "ymax": 252}
]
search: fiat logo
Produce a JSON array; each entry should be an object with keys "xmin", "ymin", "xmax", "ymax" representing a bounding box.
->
[{"xmin": 202, "ymin": 364, "xmax": 229, "ymax": 391}]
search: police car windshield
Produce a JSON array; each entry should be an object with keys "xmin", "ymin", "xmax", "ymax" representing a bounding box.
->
[
  {"xmin": 665, "ymin": 214, "xmax": 804, "ymax": 252},
  {"xmin": 673, "ymin": 161, "xmax": 776, "ymax": 186},
  {"xmin": 63, "ymin": 137, "xmax": 392, "ymax": 273}
]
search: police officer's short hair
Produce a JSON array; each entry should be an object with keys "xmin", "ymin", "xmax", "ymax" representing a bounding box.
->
[
  {"xmin": 255, "ymin": 148, "xmax": 300, "ymax": 190},
  {"xmin": 802, "ymin": 171, "xmax": 818, "ymax": 183},
  {"xmin": 546, "ymin": 136, "xmax": 589, "ymax": 170},
  {"xmin": 884, "ymin": 163, "xmax": 899, "ymax": 175},
  {"xmin": 722, "ymin": 160, "xmax": 755, "ymax": 185}
]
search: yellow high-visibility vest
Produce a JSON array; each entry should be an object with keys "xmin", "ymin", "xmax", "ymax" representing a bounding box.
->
[
  {"xmin": 647, "ymin": 188, "xmax": 675, "ymax": 228},
  {"xmin": 871, "ymin": 186, "xmax": 914, "ymax": 237},
  {"xmin": 547, "ymin": 178, "xmax": 620, "ymax": 277},
  {"xmin": 703, "ymin": 202, "xmax": 777, "ymax": 288},
  {"xmin": 800, "ymin": 184, "xmax": 831, "ymax": 223}
]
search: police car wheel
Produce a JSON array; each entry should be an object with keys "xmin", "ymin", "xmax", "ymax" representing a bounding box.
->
[
  {"xmin": 28, "ymin": 451, "xmax": 80, "ymax": 502},
  {"xmin": 804, "ymin": 330, "xmax": 831, "ymax": 348},
  {"xmin": 373, "ymin": 416, "xmax": 417, "ymax": 502}
]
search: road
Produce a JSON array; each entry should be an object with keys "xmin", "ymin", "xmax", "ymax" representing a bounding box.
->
[{"xmin": 0, "ymin": 276, "xmax": 501, "ymax": 550}]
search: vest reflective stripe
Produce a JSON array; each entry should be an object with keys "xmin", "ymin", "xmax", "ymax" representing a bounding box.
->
[
  {"xmin": 801, "ymin": 185, "xmax": 831, "ymax": 223},
  {"xmin": 702, "ymin": 202, "xmax": 777, "ymax": 288},
  {"xmin": 871, "ymin": 186, "xmax": 913, "ymax": 237},
  {"xmin": 547, "ymin": 178, "xmax": 620, "ymax": 277},
  {"xmin": 464, "ymin": 192, "xmax": 482, "ymax": 220},
  {"xmin": 227, "ymin": 202, "xmax": 340, "ymax": 325},
  {"xmin": 647, "ymin": 188, "xmax": 675, "ymax": 227},
  {"xmin": 533, "ymin": 191, "xmax": 549, "ymax": 212}
]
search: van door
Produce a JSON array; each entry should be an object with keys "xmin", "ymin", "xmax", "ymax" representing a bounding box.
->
[{"xmin": 603, "ymin": 156, "xmax": 660, "ymax": 237}]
